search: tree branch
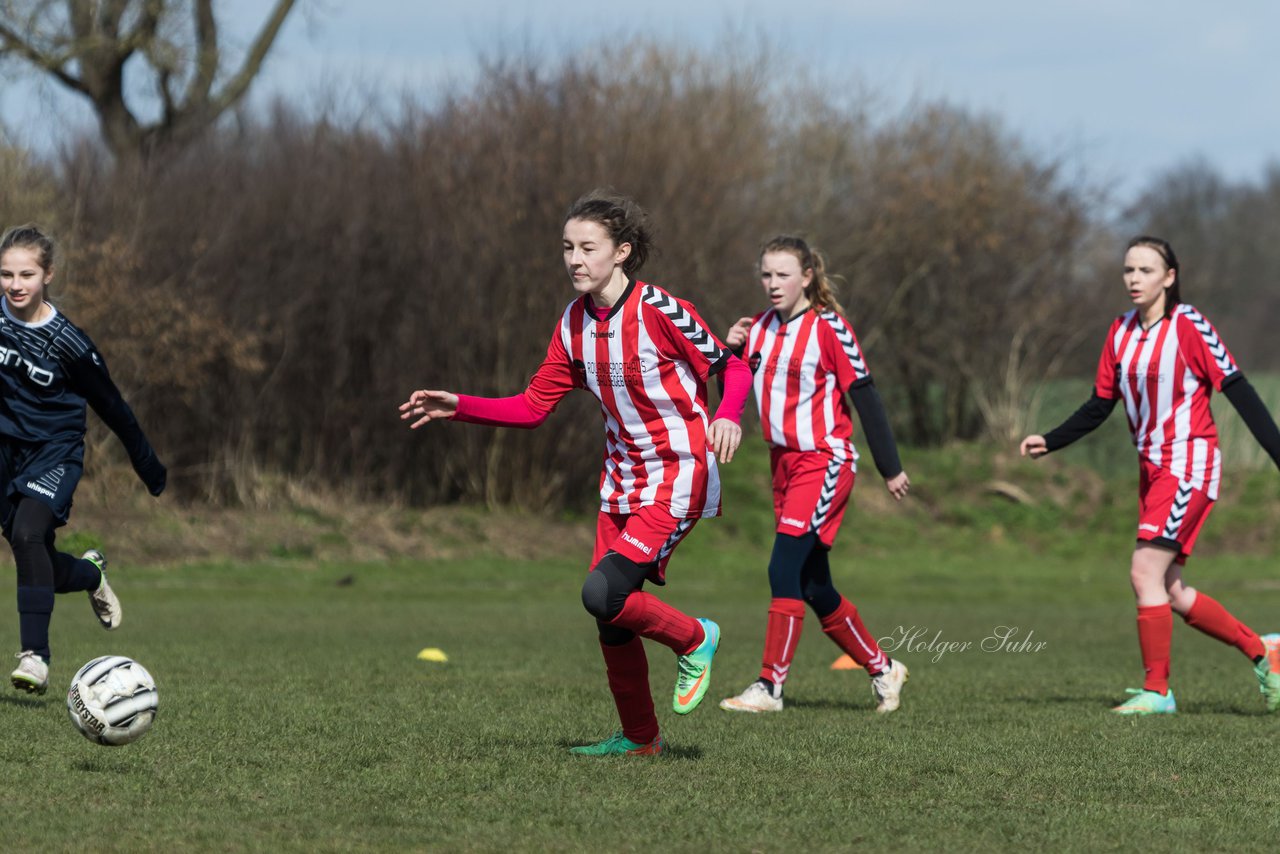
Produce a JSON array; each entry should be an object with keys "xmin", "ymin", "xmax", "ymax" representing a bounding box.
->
[
  {"xmin": 203, "ymin": 0, "xmax": 296, "ymax": 115},
  {"xmin": 0, "ymin": 17, "xmax": 88, "ymax": 94}
]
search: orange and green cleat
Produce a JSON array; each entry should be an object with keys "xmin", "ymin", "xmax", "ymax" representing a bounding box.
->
[
  {"xmin": 1111, "ymin": 688, "xmax": 1177, "ymax": 716},
  {"xmin": 673, "ymin": 618, "xmax": 719, "ymax": 715},
  {"xmin": 569, "ymin": 731, "xmax": 665, "ymax": 757},
  {"xmin": 1256, "ymin": 633, "xmax": 1280, "ymax": 713}
]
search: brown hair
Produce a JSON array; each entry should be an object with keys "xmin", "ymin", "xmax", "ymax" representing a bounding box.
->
[
  {"xmin": 564, "ymin": 189, "xmax": 653, "ymax": 275},
  {"xmin": 0, "ymin": 223, "xmax": 56, "ymax": 272},
  {"xmin": 760, "ymin": 235, "xmax": 846, "ymax": 317}
]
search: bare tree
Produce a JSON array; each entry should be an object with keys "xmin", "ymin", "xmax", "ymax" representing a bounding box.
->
[{"xmin": 0, "ymin": 0, "xmax": 297, "ymax": 160}]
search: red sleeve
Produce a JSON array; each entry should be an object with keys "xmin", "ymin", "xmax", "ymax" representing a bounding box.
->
[
  {"xmin": 453, "ymin": 394, "xmax": 550, "ymax": 429},
  {"xmin": 819, "ymin": 312, "xmax": 872, "ymax": 392},
  {"xmin": 641, "ymin": 290, "xmax": 731, "ymax": 381},
  {"xmin": 1093, "ymin": 319, "xmax": 1121, "ymax": 400},
  {"xmin": 711, "ymin": 354, "xmax": 751, "ymax": 424},
  {"xmin": 1175, "ymin": 308, "xmax": 1240, "ymax": 391},
  {"xmin": 523, "ymin": 322, "xmax": 579, "ymax": 413}
]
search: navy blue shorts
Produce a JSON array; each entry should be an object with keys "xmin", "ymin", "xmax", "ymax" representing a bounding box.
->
[{"xmin": 0, "ymin": 440, "xmax": 83, "ymax": 539}]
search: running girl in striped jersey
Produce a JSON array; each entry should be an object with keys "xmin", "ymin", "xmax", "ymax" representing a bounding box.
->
[
  {"xmin": 718, "ymin": 236, "xmax": 911, "ymax": 715},
  {"xmin": 1021, "ymin": 236, "xmax": 1280, "ymax": 715},
  {"xmin": 400, "ymin": 190, "xmax": 751, "ymax": 756},
  {"xmin": 1, "ymin": 225, "xmax": 167, "ymax": 695}
]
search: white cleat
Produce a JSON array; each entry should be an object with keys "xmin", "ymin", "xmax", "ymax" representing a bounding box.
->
[
  {"xmin": 11, "ymin": 650, "xmax": 49, "ymax": 695},
  {"xmin": 85, "ymin": 549, "xmax": 122, "ymax": 630},
  {"xmin": 719, "ymin": 679, "xmax": 784, "ymax": 713},
  {"xmin": 871, "ymin": 659, "xmax": 909, "ymax": 713}
]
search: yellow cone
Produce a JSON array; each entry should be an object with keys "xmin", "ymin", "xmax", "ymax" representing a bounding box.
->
[{"xmin": 417, "ymin": 648, "xmax": 448, "ymax": 662}]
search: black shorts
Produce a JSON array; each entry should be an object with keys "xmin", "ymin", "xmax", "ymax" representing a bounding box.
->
[{"xmin": 0, "ymin": 440, "xmax": 83, "ymax": 539}]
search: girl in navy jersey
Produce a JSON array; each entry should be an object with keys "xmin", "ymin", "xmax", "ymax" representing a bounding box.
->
[
  {"xmin": 0, "ymin": 224, "xmax": 166, "ymax": 695},
  {"xmin": 718, "ymin": 236, "xmax": 911, "ymax": 715},
  {"xmin": 400, "ymin": 190, "xmax": 751, "ymax": 756},
  {"xmin": 1021, "ymin": 236, "xmax": 1280, "ymax": 715}
]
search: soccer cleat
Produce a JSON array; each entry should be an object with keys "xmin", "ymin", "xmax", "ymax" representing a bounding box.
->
[
  {"xmin": 84, "ymin": 549, "xmax": 121, "ymax": 630},
  {"xmin": 719, "ymin": 679, "xmax": 783, "ymax": 713},
  {"xmin": 10, "ymin": 651, "xmax": 49, "ymax": 695},
  {"xmin": 870, "ymin": 659, "xmax": 909, "ymax": 713},
  {"xmin": 1111, "ymin": 688, "xmax": 1177, "ymax": 715},
  {"xmin": 569, "ymin": 731, "xmax": 665, "ymax": 757},
  {"xmin": 1255, "ymin": 633, "xmax": 1280, "ymax": 713},
  {"xmin": 673, "ymin": 618, "xmax": 719, "ymax": 715}
]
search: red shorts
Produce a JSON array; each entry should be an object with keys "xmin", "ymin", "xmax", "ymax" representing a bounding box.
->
[
  {"xmin": 770, "ymin": 447, "xmax": 855, "ymax": 548},
  {"xmin": 590, "ymin": 505, "xmax": 699, "ymax": 585},
  {"xmin": 1137, "ymin": 460, "xmax": 1215, "ymax": 563}
]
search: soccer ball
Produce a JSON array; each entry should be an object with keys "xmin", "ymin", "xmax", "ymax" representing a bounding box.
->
[{"xmin": 66, "ymin": 656, "xmax": 159, "ymax": 746}]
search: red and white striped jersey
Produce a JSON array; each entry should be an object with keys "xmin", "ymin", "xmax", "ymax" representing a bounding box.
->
[
  {"xmin": 744, "ymin": 307, "xmax": 871, "ymax": 468},
  {"xmin": 1094, "ymin": 304, "xmax": 1239, "ymax": 498},
  {"xmin": 523, "ymin": 279, "xmax": 731, "ymax": 518}
]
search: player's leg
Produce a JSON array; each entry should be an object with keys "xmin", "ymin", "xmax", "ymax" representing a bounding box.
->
[
  {"xmin": 1113, "ymin": 542, "xmax": 1179, "ymax": 715},
  {"xmin": 8, "ymin": 498, "xmax": 57, "ymax": 694},
  {"xmin": 720, "ymin": 531, "xmax": 810, "ymax": 713},
  {"xmin": 51, "ymin": 540, "xmax": 120, "ymax": 629},
  {"xmin": 1166, "ymin": 565, "xmax": 1277, "ymax": 712},
  {"xmin": 568, "ymin": 621, "xmax": 665, "ymax": 756}
]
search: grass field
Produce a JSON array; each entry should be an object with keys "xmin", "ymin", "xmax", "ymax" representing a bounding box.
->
[{"xmin": 3, "ymin": 440, "xmax": 1280, "ymax": 852}]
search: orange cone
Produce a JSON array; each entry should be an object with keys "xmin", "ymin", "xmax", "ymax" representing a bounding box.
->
[{"xmin": 831, "ymin": 654, "xmax": 863, "ymax": 671}]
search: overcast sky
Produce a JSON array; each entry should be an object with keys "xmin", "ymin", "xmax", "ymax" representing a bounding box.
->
[{"xmin": 2, "ymin": 1, "xmax": 1277, "ymax": 201}]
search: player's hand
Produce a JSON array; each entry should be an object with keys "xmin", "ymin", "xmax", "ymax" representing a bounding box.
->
[
  {"xmin": 707, "ymin": 418, "xmax": 742, "ymax": 463},
  {"xmin": 885, "ymin": 470, "xmax": 910, "ymax": 501},
  {"xmin": 724, "ymin": 317, "xmax": 753, "ymax": 352},
  {"xmin": 399, "ymin": 389, "xmax": 458, "ymax": 429},
  {"xmin": 1019, "ymin": 434, "xmax": 1049, "ymax": 459}
]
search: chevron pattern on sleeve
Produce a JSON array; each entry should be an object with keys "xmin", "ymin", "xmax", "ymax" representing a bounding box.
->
[
  {"xmin": 1177, "ymin": 305, "xmax": 1238, "ymax": 378},
  {"xmin": 642, "ymin": 285, "xmax": 728, "ymax": 365},
  {"xmin": 819, "ymin": 311, "xmax": 869, "ymax": 379}
]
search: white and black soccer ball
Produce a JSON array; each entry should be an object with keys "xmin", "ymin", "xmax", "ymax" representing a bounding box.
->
[{"xmin": 66, "ymin": 656, "xmax": 159, "ymax": 746}]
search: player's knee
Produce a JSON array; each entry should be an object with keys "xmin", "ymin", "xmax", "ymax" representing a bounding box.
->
[
  {"xmin": 803, "ymin": 582, "xmax": 840, "ymax": 618},
  {"xmin": 597, "ymin": 620, "xmax": 635, "ymax": 646},
  {"xmin": 581, "ymin": 552, "xmax": 645, "ymax": 622}
]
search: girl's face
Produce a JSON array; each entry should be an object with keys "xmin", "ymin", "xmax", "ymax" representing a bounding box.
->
[
  {"xmin": 1123, "ymin": 245, "xmax": 1175, "ymax": 317},
  {"xmin": 0, "ymin": 247, "xmax": 51, "ymax": 319},
  {"xmin": 760, "ymin": 250, "xmax": 812, "ymax": 318},
  {"xmin": 563, "ymin": 218, "xmax": 630, "ymax": 297}
]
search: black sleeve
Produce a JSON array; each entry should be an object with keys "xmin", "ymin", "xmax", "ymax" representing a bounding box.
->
[
  {"xmin": 848, "ymin": 378, "xmax": 903, "ymax": 479},
  {"xmin": 1042, "ymin": 393, "xmax": 1117, "ymax": 452},
  {"xmin": 1222, "ymin": 375, "xmax": 1280, "ymax": 471},
  {"xmin": 65, "ymin": 352, "xmax": 167, "ymax": 496}
]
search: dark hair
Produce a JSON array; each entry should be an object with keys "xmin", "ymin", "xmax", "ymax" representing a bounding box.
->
[
  {"xmin": 760, "ymin": 234, "xmax": 847, "ymax": 317},
  {"xmin": 564, "ymin": 189, "xmax": 653, "ymax": 275},
  {"xmin": 1126, "ymin": 235, "xmax": 1181, "ymax": 315},
  {"xmin": 0, "ymin": 223, "xmax": 56, "ymax": 272}
]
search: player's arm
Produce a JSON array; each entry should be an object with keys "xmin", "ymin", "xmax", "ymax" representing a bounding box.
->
[
  {"xmin": 1022, "ymin": 393, "xmax": 1118, "ymax": 458},
  {"xmin": 1222, "ymin": 375, "xmax": 1280, "ymax": 472},
  {"xmin": 67, "ymin": 350, "xmax": 166, "ymax": 496},
  {"xmin": 847, "ymin": 379, "xmax": 908, "ymax": 499}
]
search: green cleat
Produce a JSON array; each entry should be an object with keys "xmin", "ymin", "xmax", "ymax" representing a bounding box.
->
[
  {"xmin": 1255, "ymin": 634, "xmax": 1280, "ymax": 713},
  {"xmin": 1111, "ymin": 688, "xmax": 1177, "ymax": 716},
  {"xmin": 569, "ymin": 731, "xmax": 665, "ymax": 757},
  {"xmin": 673, "ymin": 618, "xmax": 719, "ymax": 715}
]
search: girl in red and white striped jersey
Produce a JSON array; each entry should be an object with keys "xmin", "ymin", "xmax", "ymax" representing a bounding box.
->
[
  {"xmin": 719, "ymin": 236, "xmax": 912, "ymax": 715},
  {"xmin": 400, "ymin": 190, "xmax": 752, "ymax": 755},
  {"xmin": 1021, "ymin": 236, "xmax": 1280, "ymax": 715}
]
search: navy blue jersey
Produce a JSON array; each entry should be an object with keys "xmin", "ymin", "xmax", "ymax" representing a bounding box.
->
[{"xmin": 0, "ymin": 301, "xmax": 164, "ymax": 495}]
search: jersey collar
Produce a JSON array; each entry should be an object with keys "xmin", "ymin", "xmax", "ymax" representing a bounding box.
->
[
  {"xmin": 1, "ymin": 298, "xmax": 59, "ymax": 329},
  {"xmin": 586, "ymin": 275, "xmax": 637, "ymax": 322}
]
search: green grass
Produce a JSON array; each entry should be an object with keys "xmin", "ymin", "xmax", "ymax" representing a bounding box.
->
[{"xmin": 2, "ymin": 541, "xmax": 1279, "ymax": 852}]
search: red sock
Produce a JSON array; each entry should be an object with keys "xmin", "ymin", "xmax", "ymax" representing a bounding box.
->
[
  {"xmin": 1137, "ymin": 604, "xmax": 1172, "ymax": 694},
  {"xmin": 1183, "ymin": 593, "xmax": 1266, "ymax": 659},
  {"xmin": 758, "ymin": 598, "xmax": 806, "ymax": 688},
  {"xmin": 611, "ymin": 591, "xmax": 704, "ymax": 654},
  {"xmin": 600, "ymin": 636, "xmax": 658, "ymax": 744},
  {"xmin": 819, "ymin": 597, "xmax": 888, "ymax": 675}
]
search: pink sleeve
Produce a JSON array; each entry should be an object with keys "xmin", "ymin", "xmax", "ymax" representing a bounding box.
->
[
  {"xmin": 452, "ymin": 393, "xmax": 550, "ymax": 429},
  {"xmin": 712, "ymin": 354, "xmax": 751, "ymax": 425}
]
